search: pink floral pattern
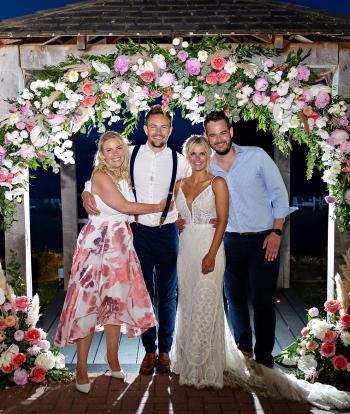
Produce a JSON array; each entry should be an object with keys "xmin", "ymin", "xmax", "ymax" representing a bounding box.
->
[{"xmin": 55, "ymin": 207, "xmax": 157, "ymax": 346}]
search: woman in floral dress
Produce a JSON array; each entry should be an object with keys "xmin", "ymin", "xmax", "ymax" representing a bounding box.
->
[{"xmin": 55, "ymin": 131, "xmax": 165, "ymax": 393}]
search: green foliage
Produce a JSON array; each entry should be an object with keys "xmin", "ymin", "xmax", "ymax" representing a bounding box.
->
[
  {"xmin": 235, "ymin": 44, "xmax": 280, "ymax": 60},
  {"xmin": 6, "ymin": 250, "xmax": 26, "ymax": 296}
]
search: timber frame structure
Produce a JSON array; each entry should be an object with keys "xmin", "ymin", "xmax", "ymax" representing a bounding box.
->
[{"xmin": 0, "ymin": 0, "xmax": 350, "ymax": 296}]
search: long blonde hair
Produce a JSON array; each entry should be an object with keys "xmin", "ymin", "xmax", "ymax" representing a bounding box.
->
[{"xmin": 92, "ymin": 131, "xmax": 131, "ymax": 187}]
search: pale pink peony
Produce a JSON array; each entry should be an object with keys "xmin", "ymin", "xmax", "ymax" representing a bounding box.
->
[
  {"xmin": 158, "ymin": 72, "xmax": 175, "ymax": 88},
  {"xmin": 340, "ymin": 141, "xmax": 350, "ymax": 154},
  {"xmin": 255, "ymin": 77, "xmax": 268, "ymax": 92},
  {"xmin": 331, "ymin": 354, "xmax": 348, "ymax": 371},
  {"xmin": 303, "ymin": 89, "xmax": 314, "ymax": 103},
  {"xmin": 252, "ymin": 92, "xmax": 265, "ymax": 106},
  {"xmin": 339, "ymin": 117, "xmax": 349, "ymax": 128},
  {"xmin": 14, "ymin": 330, "xmax": 25, "ymax": 342},
  {"xmin": 177, "ymin": 50, "xmax": 188, "ymax": 62},
  {"xmin": 185, "ymin": 58, "xmax": 201, "ymax": 76},
  {"xmin": 324, "ymin": 299, "xmax": 342, "ymax": 313},
  {"xmin": 315, "ymin": 91, "xmax": 330, "ymax": 109},
  {"xmin": 113, "ymin": 55, "xmax": 129, "ymax": 75},
  {"xmin": 13, "ymin": 368, "xmax": 28, "ymax": 385},
  {"xmin": 197, "ymin": 95, "xmax": 206, "ymax": 105},
  {"xmin": 308, "ymin": 307, "xmax": 319, "ymax": 317},
  {"xmin": 15, "ymin": 121, "xmax": 26, "ymax": 130},
  {"xmin": 296, "ymin": 65, "xmax": 310, "ymax": 81},
  {"xmin": 320, "ymin": 342, "xmax": 336, "ymax": 358}
]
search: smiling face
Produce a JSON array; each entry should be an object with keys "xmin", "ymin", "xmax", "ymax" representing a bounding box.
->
[
  {"xmin": 205, "ymin": 119, "xmax": 233, "ymax": 155},
  {"xmin": 144, "ymin": 113, "xmax": 173, "ymax": 151},
  {"xmin": 188, "ymin": 143, "xmax": 210, "ymax": 173},
  {"xmin": 101, "ymin": 137, "xmax": 125, "ymax": 169}
]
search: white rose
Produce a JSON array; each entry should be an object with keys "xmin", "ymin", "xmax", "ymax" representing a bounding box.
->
[
  {"xmin": 272, "ymin": 71, "xmax": 283, "ymax": 84},
  {"xmin": 132, "ymin": 64, "xmax": 138, "ymax": 72},
  {"xmin": 287, "ymin": 66, "xmax": 298, "ymax": 80},
  {"xmin": 0, "ymin": 288, "xmax": 5, "ymax": 305},
  {"xmin": 35, "ymin": 351, "xmax": 56, "ymax": 370},
  {"xmin": 197, "ymin": 50, "xmax": 208, "ymax": 63},
  {"xmin": 67, "ymin": 70, "xmax": 79, "ymax": 83},
  {"xmin": 102, "ymin": 110, "xmax": 111, "ymax": 118},
  {"xmin": 276, "ymin": 81, "xmax": 290, "ymax": 97},
  {"xmin": 137, "ymin": 58, "xmax": 144, "ymax": 65},
  {"xmin": 181, "ymin": 41, "xmax": 189, "ymax": 48},
  {"xmin": 55, "ymin": 353, "xmax": 65, "ymax": 369},
  {"xmin": 172, "ymin": 38, "xmax": 180, "ymax": 46},
  {"xmin": 144, "ymin": 61, "xmax": 154, "ymax": 72},
  {"xmin": 92, "ymin": 61, "xmax": 110, "ymax": 74},
  {"xmin": 224, "ymin": 60, "xmax": 237, "ymax": 74},
  {"xmin": 169, "ymin": 48, "xmax": 176, "ymax": 56},
  {"xmin": 55, "ymin": 82, "xmax": 66, "ymax": 92},
  {"xmin": 341, "ymin": 332, "xmax": 350, "ymax": 346}
]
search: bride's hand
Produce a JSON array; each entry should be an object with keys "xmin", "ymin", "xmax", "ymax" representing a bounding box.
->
[{"xmin": 202, "ymin": 253, "xmax": 215, "ymax": 274}]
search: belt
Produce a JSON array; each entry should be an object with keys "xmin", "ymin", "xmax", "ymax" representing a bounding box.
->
[{"xmin": 228, "ymin": 230, "xmax": 271, "ymax": 236}]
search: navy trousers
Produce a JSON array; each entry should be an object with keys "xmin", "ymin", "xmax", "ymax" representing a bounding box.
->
[
  {"xmin": 223, "ymin": 232, "xmax": 279, "ymax": 367},
  {"xmin": 131, "ymin": 222, "xmax": 178, "ymax": 354}
]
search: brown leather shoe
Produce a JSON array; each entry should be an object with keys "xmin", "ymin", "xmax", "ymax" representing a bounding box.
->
[
  {"xmin": 139, "ymin": 353, "xmax": 156, "ymax": 375},
  {"xmin": 156, "ymin": 352, "xmax": 171, "ymax": 374}
]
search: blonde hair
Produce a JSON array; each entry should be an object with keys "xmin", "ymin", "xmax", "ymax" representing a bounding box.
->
[
  {"xmin": 92, "ymin": 131, "xmax": 131, "ymax": 187},
  {"xmin": 183, "ymin": 135, "xmax": 212, "ymax": 174}
]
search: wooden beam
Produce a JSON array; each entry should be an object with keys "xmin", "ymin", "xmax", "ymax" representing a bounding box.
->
[
  {"xmin": 60, "ymin": 140, "xmax": 78, "ymax": 290},
  {"xmin": 42, "ymin": 36, "xmax": 62, "ymax": 46},
  {"xmin": 293, "ymin": 34, "xmax": 314, "ymax": 44},
  {"xmin": 274, "ymin": 148, "xmax": 291, "ymax": 289},
  {"xmin": 252, "ymin": 34, "xmax": 272, "ymax": 43},
  {"xmin": 77, "ymin": 35, "xmax": 86, "ymax": 50}
]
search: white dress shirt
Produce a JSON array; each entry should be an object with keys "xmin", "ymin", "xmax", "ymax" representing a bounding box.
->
[{"xmin": 85, "ymin": 142, "xmax": 188, "ymax": 227}]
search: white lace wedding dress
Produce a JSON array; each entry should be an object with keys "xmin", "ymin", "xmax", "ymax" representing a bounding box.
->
[{"xmin": 171, "ymin": 180, "xmax": 350, "ymax": 411}]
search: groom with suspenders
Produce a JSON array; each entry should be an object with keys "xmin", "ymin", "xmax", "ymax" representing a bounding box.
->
[{"xmin": 83, "ymin": 105, "xmax": 187, "ymax": 374}]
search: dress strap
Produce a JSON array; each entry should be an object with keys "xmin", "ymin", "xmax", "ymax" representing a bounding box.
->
[{"xmin": 210, "ymin": 175, "xmax": 218, "ymax": 187}]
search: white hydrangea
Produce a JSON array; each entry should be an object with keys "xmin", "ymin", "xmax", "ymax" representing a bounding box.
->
[
  {"xmin": 297, "ymin": 354, "xmax": 318, "ymax": 373},
  {"xmin": 341, "ymin": 331, "xmax": 350, "ymax": 346},
  {"xmin": 307, "ymin": 318, "xmax": 332, "ymax": 340}
]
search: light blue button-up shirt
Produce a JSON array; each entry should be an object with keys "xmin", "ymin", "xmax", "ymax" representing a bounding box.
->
[{"xmin": 210, "ymin": 144, "xmax": 297, "ymax": 233}]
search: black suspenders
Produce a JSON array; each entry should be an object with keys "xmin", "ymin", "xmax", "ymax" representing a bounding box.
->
[{"xmin": 130, "ymin": 145, "xmax": 178, "ymax": 227}]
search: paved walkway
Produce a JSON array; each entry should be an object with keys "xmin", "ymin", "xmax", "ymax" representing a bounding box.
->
[{"xmin": 0, "ymin": 372, "xmax": 345, "ymax": 414}]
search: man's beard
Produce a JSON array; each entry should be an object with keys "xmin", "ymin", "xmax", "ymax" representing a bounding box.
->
[{"xmin": 215, "ymin": 146, "xmax": 231, "ymax": 156}]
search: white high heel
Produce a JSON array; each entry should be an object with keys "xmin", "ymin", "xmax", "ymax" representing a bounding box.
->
[
  {"xmin": 104, "ymin": 353, "xmax": 126, "ymax": 380},
  {"xmin": 75, "ymin": 381, "xmax": 91, "ymax": 394}
]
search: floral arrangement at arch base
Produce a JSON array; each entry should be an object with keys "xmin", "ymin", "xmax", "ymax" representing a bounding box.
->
[
  {"xmin": 0, "ymin": 37, "xmax": 350, "ymax": 229},
  {"xmin": 0, "ymin": 264, "xmax": 73, "ymax": 387},
  {"xmin": 276, "ymin": 249, "xmax": 350, "ymax": 384}
]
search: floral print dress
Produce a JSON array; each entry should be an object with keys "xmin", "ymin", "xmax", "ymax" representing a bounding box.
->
[{"xmin": 55, "ymin": 180, "xmax": 157, "ymax": 346}]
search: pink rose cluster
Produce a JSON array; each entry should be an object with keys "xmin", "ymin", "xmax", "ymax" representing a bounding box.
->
[{"xmin": 203, "ymin": 56, "xmax": 231, "ymax": 86}]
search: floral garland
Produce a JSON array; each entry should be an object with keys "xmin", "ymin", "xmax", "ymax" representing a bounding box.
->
[
  {"xmin": 0, "ymin": 37, "xmax": 349, "ymax": 230},
  {"xmin": 0, "ymin": 265, "xmax": 72, "ymax": 387}
]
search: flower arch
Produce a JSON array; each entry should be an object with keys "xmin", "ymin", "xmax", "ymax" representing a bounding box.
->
[{"xmin": 0, "ymin": 37, "xmax": 349, "ymax": 230}]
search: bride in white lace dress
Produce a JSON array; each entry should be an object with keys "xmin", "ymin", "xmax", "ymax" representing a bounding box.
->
[
  {"xmin": 171, "ymin": 135, "xmax": 350, "ymax": 411},
  {"xmin": 171, "ymin": 135, "xmax": 229, "ymax": 388}
]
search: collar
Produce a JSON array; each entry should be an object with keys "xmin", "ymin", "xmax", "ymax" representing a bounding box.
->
[{"xmin": 143, "ymin": 141, "xmax": 169, "ymax": 156}]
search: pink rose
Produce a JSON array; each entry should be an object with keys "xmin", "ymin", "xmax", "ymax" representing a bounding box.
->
[
  {"xmin": 331, "ymin": 354, "xmax": 348, "ymax": 371},
  {"xmin": 14, "ymin": 330, "xmax": 25, "ymax": 342},
  {"xmin": 296, "ymin": 65, "xmax": 310, "ymax": 82},
  {"xmin": 306, "ymin": 340, "xmax": 318, "ymax": 351},
  {"xmin": 252, "ymin": 92, "xmax": 265, "ymax": 106},
  {"xmin": 185, "ymin": 58, "xmax": 201, "ymax": 76},
  {"xmin": 339, "ymin": 314, "xmax": 350, "ymax": 328},
  {"xmin": 301, "ymin": 327, "xmax": 310, "ymax": 337},
  {"xmin": 255, "ymin": 77, "xmax": 268, "ymax": 92},
  {"xmin": 324, "ymin": 299, "xmax": 342, "ymax": 313},
  {"xmin": 2, "ymin": 364, "xmax": 14, "ymax": 374},
  {"xmin": 197, "ymin": 95, "xmax": 206, "ymax": 105},
  {"xmin": 12, "ymin": 353, "xmax": 26, "ymax": 367},
  {"xmin": 81, "ymin": 79, "xmax": 95, "ymax": 96},
  {"xmin": 26, "ymin": 327, "xmax": 43, "ymax": 344},
  {"xmin": 315, "ymin": 91, "xmax": 330, "ymax": 109},
  {"xmin": 211, "ymin": 56, "xmax": 226, "ymax": 71},
  {"xmin": 140, "ymin": 71, "xmax": 154, "ymax": 84},
  {"xmin": 264, "ymin": 59, "xmax": 274, "ymax": 68},
  {"xmin": 324, "ymin": 195, "xmax": 336, "ymax": 204},
  {"xmin": 13, "ymin": 368, "xmax": 28, "ymax": 385},
  {"xmin": 177, "ymin": 50, "xmax": 188, "ymax": 62},
  {"xmin": 269, "ymin": 91, "xmax": 280, "ymax": 103},
  {"xmin": 113, "ymin": 55, "xmax": 129, "ymax": 75},
  {"xmin": 323, "ymin": 330, "xmax": 338, "ymax": 343},
  {"xmin": 15, "ymin": 296, "xmax": 30, "ymax": 313},
  {"xmin": 320, "ymin": 342, "xmax": 336, "ymax": 358},
  {"xmin": 82, "ymin": 95, "xmax": 97, "ymax": 108},
  {"xmin": 30, "ymin": 366, "xmax": 46, "ymax": 383},
  {"xmin": 26, "ymin": 123, "xmax": 35, "ymax": 133},
  {"xmin": 216, "ymin": 70, "xmax": 231, "ymax": 84},
  {"xmin": 206, "ymin": 71, "xmax": 218, "ymax": 85},
  {"xmin": 308, "ymin": 307, "xmax": 319, "ymax": 317}
]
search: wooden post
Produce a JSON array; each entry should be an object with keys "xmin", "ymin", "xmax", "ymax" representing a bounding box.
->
[
  {"xmin": 60, "ymin": 140, "xmax": 78, "ymax": 289},
  {"xmin": 0, "ymin": 46, "xmax": 32, "ymax": 295},
  {"xmin": 274, "ymin": 148, "xmax": 291, "ymax": 288}
]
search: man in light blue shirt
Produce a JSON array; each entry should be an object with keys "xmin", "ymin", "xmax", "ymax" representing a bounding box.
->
[{"xmin": 205, "ymin": 111, "xmax": 297, "ymax": 368}]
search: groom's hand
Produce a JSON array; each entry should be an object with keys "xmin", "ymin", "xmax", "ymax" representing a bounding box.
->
[
  {"xmin": 263, "ymin": 233, "xmax": 281, "ymax": 261},
  {"xmin": 175, "ymin": 214, "xmax": 186, "ymax": 233},
  {"xmin": 82, "ymin": 191, "xmax": 100, "ymax": 216}
]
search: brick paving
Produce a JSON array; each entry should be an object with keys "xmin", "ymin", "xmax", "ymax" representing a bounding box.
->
[{"xmin": 0, "ymin": 372, "xmax": 346, "ymax": 414}]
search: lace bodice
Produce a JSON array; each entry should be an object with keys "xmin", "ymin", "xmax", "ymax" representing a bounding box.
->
[{"xmin": 176, "ymin": 182, "xmax": 217, "ymax": 224}]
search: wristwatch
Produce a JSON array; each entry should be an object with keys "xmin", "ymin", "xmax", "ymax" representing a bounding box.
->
[{"xmin": 271, "ymin": 228, "xmax": 282, "ymax": 236}]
